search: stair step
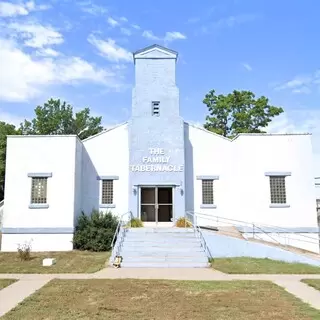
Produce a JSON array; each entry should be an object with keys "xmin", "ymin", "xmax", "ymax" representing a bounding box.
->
[
  {"xmin": 121, "ymin": 247, "xmax": 204, "ymax": 253},
  {"xmin": 120, "ymin": 257, "xmax": 208, "ymax": 263},
  {"xmin": 116, "ymin": 227, "xmax": 208, "ymax": 268},
  {"xmin": 120, "ymin": 262, "xmax": 210, "ymax": 268},
  {"xmin": 120, "ymin": 251, "xmax": 207, "ymax": 258},
  {"xmin": 128, "ymin": 228, "xmax": 194, "ymax": 233},
  {"xmin": 125, "ymin": 233, "xmax": 197, "ymax": 237},
  {"xmin": 123, "ymin": 240, "xmax": 201, "ymax": 245},
  {"xmin": 122, "ymin": 242, "xmax": 202, "ymax": 248}
]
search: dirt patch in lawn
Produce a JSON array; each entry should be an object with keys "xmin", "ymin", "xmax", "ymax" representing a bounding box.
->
[
  {"xmin": 0, "ymin": 251, "xmax": 110, "ymax": 273},
  {"xmin": 3, "ymin": 279, "xmax": 320, "ymax": 320}
]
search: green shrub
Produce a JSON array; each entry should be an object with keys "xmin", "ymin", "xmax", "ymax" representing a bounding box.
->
[
  {"xmin": 73, "ymin": 210, "xmax": 118, "ymax": 252},
  {"xmin": 17, "ymin": 242, "xmax": 32, "ymax": 261},
  {"xmin": 175, "ymin": 217, "xmax": 192, "ymax": 228},
  {"xmin": 129, "ymin": 218, "xmax": 144, "ymax": 228}
]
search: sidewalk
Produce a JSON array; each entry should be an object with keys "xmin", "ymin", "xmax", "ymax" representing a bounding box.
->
[{"xmin": 1, "ymin": 268, "xmax": 320, "ymax": 317}]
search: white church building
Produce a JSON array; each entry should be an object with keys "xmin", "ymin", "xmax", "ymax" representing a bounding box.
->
[{"xmin": 1, "ymin": 44, "xmax": 319, "ymax": 252}]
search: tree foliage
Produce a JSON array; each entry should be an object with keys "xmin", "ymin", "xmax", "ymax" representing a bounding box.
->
[
  {"xmin": 19, "ymin": 98, "xmax": 104, "ymax": 140},
  {"xmin": 203, "ymin": 89, "xmax": 284, "ymax": 138},
  {"xmin": 0, "ymin": 122, "xmax": 19, "ymax": 201},
  {"xmin": 0, "ymin": 98, "xmax": 104, "ymax": 201}
]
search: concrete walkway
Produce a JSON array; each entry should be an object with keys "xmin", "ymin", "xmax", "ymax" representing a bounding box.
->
[{"xmin": 0, "ymin": 269, "xmax": 320, "ymax": 317}]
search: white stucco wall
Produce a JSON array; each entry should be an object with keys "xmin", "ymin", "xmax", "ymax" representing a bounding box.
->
[
  {"xmin": 82, "ymin": 123, "xmax": 129, "ymax": 217},
  {"xmin": 1, "ymin": 136, "xmax": 78, "ymax": 251},
  {"xmin": 1, "ymin": 234, "xmax": 73, "ymax": 252},
  {"xmin": 187, "ymin": 125, "xmax": 318, "ymax": 229},
  {"xmin": 184, "ymin": 123, "xmax": 232, "ymax": 218}
]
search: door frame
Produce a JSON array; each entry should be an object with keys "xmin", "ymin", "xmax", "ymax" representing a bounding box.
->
[{"xmin": 139, "ymin": 186, "xmax": 174, "ymax": 225}]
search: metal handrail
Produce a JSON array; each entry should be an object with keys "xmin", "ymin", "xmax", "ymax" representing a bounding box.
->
[
  {"xmin": 189, "ymin": 211, "xmax": 319, "ymax": 248},
  {"xmin": 185, "ymin": 211, "xmax": 213, "ymax": 260},
  {"xmin": 193, "ymin": 211, "xmax": 319, "ymax": 242},
  {"xmin": 110, "ymin": 211, "xmax": 132, "ymax": 263},
  {"xmin": 0, "ymin": 200, "xmax": 4, "ymax": 207},
  {"xmin": 110, "ymin": 211, "xmax": 131, "ymax": 249}
]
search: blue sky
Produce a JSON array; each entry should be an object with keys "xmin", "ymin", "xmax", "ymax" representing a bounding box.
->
[{"xmin": 0, "ymin": 0, "xmax": 319, "ymax": 174}]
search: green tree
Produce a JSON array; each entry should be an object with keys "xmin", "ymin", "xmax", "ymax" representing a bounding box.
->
[
  {"xmin": 203, "ymin": 89, "xmax": 284, "ymax": 138},
  {"xmin": 0, "ymin": 122, "xmax": 20, "ymax": 201},
  {"xmin": 20, "ymin": 98, "xmax": 104, "ymax": 140}
]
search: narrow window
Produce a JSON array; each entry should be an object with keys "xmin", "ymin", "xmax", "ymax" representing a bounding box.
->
[
  {"xmin": 269, "ymin": 176, "xmax": 286, "ymax": 204},
  {"xmin": 202, "ymin": 180, "xmax": 214, "ymax": 205},
  {"xmin": 152, "ymin": 101, "xmax": 160, "ymax": 116},
  {"xmin": 31, "ymin": 177, "xmax": 48, "ymax": 204},
  {"xmin": 101, "ymin": 180, "xmax": 114, "ymax": 204}
]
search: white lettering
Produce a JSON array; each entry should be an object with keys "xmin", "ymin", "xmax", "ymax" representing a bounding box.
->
[
  {"xmin": 130, "ymin": 164, "xmax": 184, "ymax": 172},
  {"xmin": 149, "ymin": 148, "xmax": 164, "ymax": 155},
  {"xmin": 130, "ymin": 148, "xmax": 184, "ymax": 172}
]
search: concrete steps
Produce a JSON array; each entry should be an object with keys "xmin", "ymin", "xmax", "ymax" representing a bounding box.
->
[{"xmin": 115, "ymin": 227, "xmax": 209, "ymax": 268}]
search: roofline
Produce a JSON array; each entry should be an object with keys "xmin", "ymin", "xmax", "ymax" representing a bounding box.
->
[
  {"xmin": 82, "ymin": 121, "xmax": 128, "ymax": 142},
  {"xmin": 185, "ymin": 122, "xmax": 312, "ymax": 141},
  {"xmin": 132, "ymin": 44, "xmax": 178, "ymax": 57},
  {"xmin": 6, "ymin": 122, "xmax": 129, "ymax": 143},
  {"xmin": 185, "ymin": 122, "xmax": 232, "ymax": 142}
]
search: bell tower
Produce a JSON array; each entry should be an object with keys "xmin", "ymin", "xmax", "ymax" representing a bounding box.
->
[
  {"xmin": 132, "ymin": 44, "xmax": 180, "ymax": 118},
  {"xmin": 128, "ymin": 44, "xmax": 185, "ymax": 219}
]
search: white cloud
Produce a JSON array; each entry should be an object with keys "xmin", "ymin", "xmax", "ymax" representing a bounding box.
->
[
  {"xmin": 132, "ymin": 24, "xmax": 140, "ymax": 30},
  {"xmin": 197, "ymin": 14, "xmax": 258, "ymax": 35},
  {"xmin": 142, "ymin": 30, "xmax": 160, "ymax": 41},
  {"xmin": 0, "ymin": 0, "xmax": 50, "ymax": 17},
  {"xmin": 35, "ymin": 47, "xmax": 60, "ymax": 57},
  {"xmin": 120, "ymin": 27, "xmax": 132, "ymax": 36},
  {"xmin": 119, "ymin": 16, "xmax": 128, "ymax": 22},
  {"xmin": 164, "ymin": 31, "xmax": 186, "ymax": 42},
  {"xmin": 0, "ymin": 37, "xmax": 123, "ymax": 102},
  {"xmin": 78, "ymin": 1, "xmax": 107, "ymax": 15},
  {"xmin": 142, "ymin": 30, "xmax": 187, "ymax": 43},
  {"xmin": 88, "ymin": 34, "xmax": 132, "ymax": 62},
  {"xmin": 8, "ymin": 22, "xmax": 63, "ymax": 49},
  {"xmin": 274, "ymin": 70, "xmax": 320, "ymax": 94},
  {"xmin": 292, "ymin": 87, "xmax": 312, "ymax": 94},
  {"xmin": 107, "ymin": 17, "xmax": 119, "ymax": 27},
  {"xmin": 242, "ymin": 63, "xmax": 252, "ymax": 71},
  {"xmin": 214, "ymin": 14, "xmax": 258, "ymax": 29},
  {"xmin": 0, "ymin": 108, "xmax": 24, "ymax": 126}
]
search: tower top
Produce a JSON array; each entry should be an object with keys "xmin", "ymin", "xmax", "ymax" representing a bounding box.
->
[{"xmin": 132, "ymin": 44, "xmax": 178, "ymax": 63}]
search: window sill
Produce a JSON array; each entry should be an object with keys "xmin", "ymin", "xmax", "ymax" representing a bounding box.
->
[
  {"xmin": 200, "ymin": 204, "xmax": 217, "ymax": 209},
  {"xmin": 99, "ymin": 204, "xmax": 116, "ymax": 208},
  {"xmin": 29, "ymin": 204, "xmax": 49, "ymax": 209},
  {"xmin": 269, "ymin": 204, "xmax": 290, "ymax": 208}
]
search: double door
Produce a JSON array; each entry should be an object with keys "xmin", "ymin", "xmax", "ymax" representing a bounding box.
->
[{"xmin": 140, "ymin": 187, "xmax": 173, "ymax": 223}]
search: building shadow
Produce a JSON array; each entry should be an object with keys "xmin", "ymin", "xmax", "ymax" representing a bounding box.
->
[
  {"xmin": 184, "ymin": 123, "xmax": 194, "ymax": 212},
  {"xmin": 80, "ymin": 145, "xmax": 99, "ymax": 219}
]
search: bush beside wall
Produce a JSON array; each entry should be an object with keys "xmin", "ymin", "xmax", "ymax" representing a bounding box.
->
[{"xmin": 73, "ymin": 210, "xmax": 118, "ymax": 252}]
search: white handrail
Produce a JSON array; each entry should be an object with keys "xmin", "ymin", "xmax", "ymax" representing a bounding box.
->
[
  {"xmin": 187, "ymin": 211, "xmax": 320, "ymax": 251},
  {"xmin": 185, "ymin": 211, "xmax": 213, "ymax": 260},
  {"xmin": 110, "ymin": 211, "xmax": 132, "ymax": 263},
  {"xmin": 192, "ymin": 211, "xmax": 319, "ymax": 243}
]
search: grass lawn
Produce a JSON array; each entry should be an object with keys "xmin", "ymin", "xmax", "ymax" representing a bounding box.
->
[
  {"xmin": 0, "ymin": 251, "xmax": 110, "ymax": 274},
  {"xmin": 211, "ymin": 257, "xmax": 320, "ymax": 274},
  {"xmin": 3, "ymin": 279, "xmax": 320, "ymax": 320},
  {"xmin": 0, "ymin": 279, "xmax": 17, "ymax": 290},
  {"xmin": 301, "ymin": 279, "xmax": 320, "ymax": 291}
]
